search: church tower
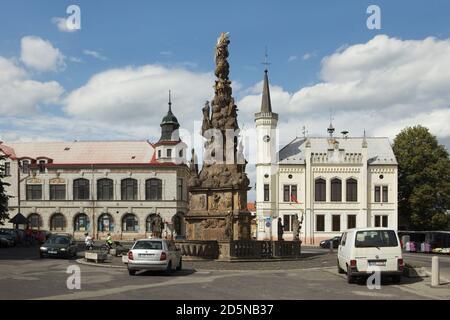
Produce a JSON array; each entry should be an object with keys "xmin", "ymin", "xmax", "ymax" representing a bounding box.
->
[
  {"xmin": 155, "ymin": 91, "xmax": 186, "ymax": 164},
  {"xmin": 255, "ymin": 66, "xmax": 279, "ymax": 240}
]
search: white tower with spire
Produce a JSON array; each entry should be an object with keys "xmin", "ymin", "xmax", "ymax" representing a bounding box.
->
[{"xmin": 255, "ymin": 64, "xmax": 279, "ymax": 240}]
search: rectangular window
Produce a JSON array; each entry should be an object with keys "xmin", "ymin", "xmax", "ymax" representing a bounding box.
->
[
  {"xmin": 283, "ymin": 185, "xmax": 298, "ymax": 202},
  {"xmin": 158, "ymin": 150, "xmax": 161, "ymax": 158},
  {"xmin": 375, "ymin": 215, "xmax": 388, "ymax": 227},
  {"xmin": 263, "ymin": 184, "xmax": 269, "ymax": 201},
  {"xmin": 26, "ymin": 185, "xmax": 42, "ymax": 200},
  {"xmin": 167, "ymin": 149, "xmax": 172, "ymax": 158},
  {"xmin": 347, "ymin": 215, "xmax": 356, "ymax": 229},
  {"xmin": 382, "ymin": 186, "xmax": 388, "ymax": 203},
  {"xmin": 50, "ymin": 185, "xmax": 66, "ymax": 200},
  {"xmin": 316, "ymin": 215, "xmax": 325, "ymax": 232},
  {"xmin": 283, "ymin": 185, "xmax": 290, "ymax": 202},
  {"xmin": 283, "ymin": 215, "xmax": 291, "ymax": 232},
  {"xmin": 332, "ymin": 215, "xmax": 341, "ymax": 232},
  {"xmin": 3, "ymin": 162, "xmax": 10, "ymax": 176},
  {"xmin": 177, "ymin": 178, "xmax": 183, "ymax": 200},
  {"xmin": 291, "ymin": 185, "xmax": 297, "ymax": 201},
  {"xmin": 374, "ymin": 186, "xmax": 381, "ymax": 202},
  {"xmin": 283, "ymin": 215, "xmax": 296, "ymax": 232}
]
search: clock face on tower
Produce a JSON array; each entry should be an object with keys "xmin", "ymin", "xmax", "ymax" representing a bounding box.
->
[{"xmin": 263, "ymin": 135, "xmax": 271, "ymax": 143}]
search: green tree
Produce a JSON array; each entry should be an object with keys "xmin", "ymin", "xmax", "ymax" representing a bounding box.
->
[
  {"xmin": 393, "ymin": 126, "xmax": 450, "ymax": 230},
  {"xmin": 0, "ymin": 154, "xmax": 10, "ymax": 225}
]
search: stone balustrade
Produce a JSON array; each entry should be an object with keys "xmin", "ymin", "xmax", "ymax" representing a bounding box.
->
[{"xmin": 175, "ymin": 240, "xmax": 301, "ymax": 261}]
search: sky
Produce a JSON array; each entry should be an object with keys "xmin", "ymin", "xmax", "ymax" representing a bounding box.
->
[{"xmin": 0, "ymin": 0, "xmax": 449, "ymax": 200}]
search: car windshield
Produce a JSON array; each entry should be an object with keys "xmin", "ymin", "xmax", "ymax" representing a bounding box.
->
[
  {"xmin": 133, "ymin": 241, "xmax": 163, "ymax": 250},
  {"xmin": 355, "ymin": 230, "xmax": 398, "ymax": 248},
  {"xmin": 46, "ymin": 236, "xmax": 70, "ymax": 245}
]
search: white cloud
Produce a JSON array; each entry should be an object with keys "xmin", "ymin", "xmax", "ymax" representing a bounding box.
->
[
  {"xmin": 0, "ymin": 57, "xmax": 64, "ymax": 115},
  {"xmin": 20, "ymin": 36, "xmax": 65, "ymax": 72},
  {"xmin": 63, "ymin": 64, "xmax": 214, "ymax": 133},
  {"xmin": 288, "ymin": 55, "xmax": 297, "ymax": 62},
  {"xmin": 302, "ymin": 53, "xmax": 312, "ymax": 60},
  {"xmin": 238, "ymin": 35, "xmax": 450, "ymax": 142},
  {"xmin": 51, "ymin": 17, "xmax": 77, "ymax": 33},
  {"xmin": 160, "ymin": 51, "xmax": 173, "ymax": 56},
  {"xmin": 83, "ymin": 50, "xmax": 107, "ymax": 61}
]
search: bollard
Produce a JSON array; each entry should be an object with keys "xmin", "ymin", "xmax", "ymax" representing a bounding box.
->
[
  {"xmin": 329, "ymin": 240, "xmax": 333, "ymax": 253},
  {"xmin": 431, "ymin": 256, "xmax": 440, "ymax": 287}
]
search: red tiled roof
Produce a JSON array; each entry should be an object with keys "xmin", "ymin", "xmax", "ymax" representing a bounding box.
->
[{"xmin": 1, "ymin": 140, "xmax": 156, "ymax": 165}]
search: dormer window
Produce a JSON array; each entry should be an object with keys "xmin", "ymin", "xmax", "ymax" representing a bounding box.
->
[
  {"xmin": 21, "ymin": 160, "xmax": 30, "ymax": 174},
  {"xmin": 38, "ymin": 160, "xmax": 46, "ymax": 173}
]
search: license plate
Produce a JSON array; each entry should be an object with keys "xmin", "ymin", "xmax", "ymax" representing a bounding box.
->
[
  {"xmin": 48, "ymin": 250, "xmax": 57, "ymax": 254},
  {"xmin": 369, "ymin": 260, "xmax": 386, "ymax": 266},
  {"xmin": 138, "ymin": 254, "xmax": 154, "ymax": 258}
]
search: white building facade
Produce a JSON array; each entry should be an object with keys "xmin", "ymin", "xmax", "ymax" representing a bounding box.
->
[
  {"xmin": 255, "ymin": 70, "xmax": 398, "ymax": 245},
  {"xmin": 0, "ymin": 98, "xmax": 190, "ymax": 241}
]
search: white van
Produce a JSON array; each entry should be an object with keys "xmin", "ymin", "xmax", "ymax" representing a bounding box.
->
[{"xmin": 337, "ymin": 228, "xmax": 403, "ymax": 284}]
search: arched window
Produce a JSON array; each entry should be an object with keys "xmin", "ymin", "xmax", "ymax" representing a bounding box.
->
[
  {"xmin": 50, "ymin": 213, "xmax": 66, "ymax": 231},
  {"xmin": 146, "ymin": 214, "xmax": 157, "ymax": 232},
  {"xmin": 315, "ymin": 178, "xmax": 326, "ymax": 202},
  {"xmin": 331, "ymin": 178, "xmax": 342, "ymax": 202},
  {"xmin": 122, "ymin": 214, "xmax": 139, "ymax": 232},
  {"xmin": 346, "ymin": 178, "xmax": 358, "ymax": 202},
  {"xmin": 121, "ymin": 178, "xmax": 137, "ymax": 200},
  {"xmin": 73, "ymin": 178, "xmax": 90, "ymax": 200},
  {"xmin": 145, "ymin": 179, "xmax": 162, "ymax": 200},
  {"xmin": 97, "ymin": 178, "xmax": 114, "ymax": 200},
  {"xmin": 98, "ymin": 213, "xmax": 114, "ymax": 232},
  {"xmin": 74, "ymin": 213, "xmax": 90, "ymax": 232},
  {"xmin": 28, "ymin": 213, "xmax": 42, "ymax": 229}
]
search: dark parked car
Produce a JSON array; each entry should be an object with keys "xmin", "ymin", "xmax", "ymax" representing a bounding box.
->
[
  {"xmin": 0, "ymin": 235, "xmax": 14, "ymax": 247},
  {"xmin": 320, "ymin": 236, "xmax": 341, "ymax": 249},
  {"xmin": 39, "ymin": 234, "xmax": 78, "ymax": 258},
  {"xmin": 0, "ymin": 230, "xmax": 16, "ymax": 246}
]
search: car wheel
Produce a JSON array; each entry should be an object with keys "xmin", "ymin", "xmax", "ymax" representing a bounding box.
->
[
  {"xmin": 337, "ymin": 259, "xmax": 345, "ymax": 274},
  {"xmin": 128, "ymin": 269, "xmax": 136, "ymax": 276},
  {"xmin": 392, "ymin": 275, "xmax": 401, "ymax": 284},
  {"xmin": 165, "ymin": 261, "xmax": 173, "ymax": 276},
  {"xmin": 176, "ymin": 258, "xmax": 182, "ymax": 271},
  {"xmin": 347, "ymin": 265, "xmax": 355, "ymax": 284}
]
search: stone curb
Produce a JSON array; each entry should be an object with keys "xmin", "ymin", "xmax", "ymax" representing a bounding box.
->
[
  {"xmin": 76, "ymin": 257, "xmax": 336, "ymax": 273},
  {"xmin": 424, "ymin": 269, "xmax": 450, "ymax": 284},
  {"xmin": 76, "ymin": 258, "xmax": 127, "ymax": 269}
]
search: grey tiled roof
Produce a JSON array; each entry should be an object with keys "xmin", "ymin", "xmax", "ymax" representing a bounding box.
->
[{"xmin": 278, "ymin": 137, "xmax": 397, "ymax": 165}]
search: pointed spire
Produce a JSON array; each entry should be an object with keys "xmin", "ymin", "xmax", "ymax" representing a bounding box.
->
[
  {"xmin": 168, "ymin": 90, "xmax": 172, "ymax": 113},
  {"xmin": 362, "ymin": 130, "xmax": 368, "ymax": 148},
  {"xmin": 261, "ymin": 65, "xmax": 272, "ymax": 113}
]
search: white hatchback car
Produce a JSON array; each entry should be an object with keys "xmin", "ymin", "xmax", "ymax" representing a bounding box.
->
[
  {"xmin": 127, "ymin": 238, "xmax": 182, "ymax": 276},
  {"xmin": 337, "ymin": 228, "xmax": 404, "ymax": 284}
]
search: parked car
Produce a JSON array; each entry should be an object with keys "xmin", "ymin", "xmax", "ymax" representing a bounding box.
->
[
  {"xmin": 126, "ymin": 238, "xmax": 182, "ymax": 276},
  {"xmin": 39, "ymin": 234, "xmax": 78, "ymax": 258},
  {"xmin": 0, "ymin": 230, "xmax": 16, "ymax": 246},
  {"xmin": 337, "ymin": 228, "xmax": 403, "ymax": 284},
  {"xmin": 0, "ymin": 235, "xmax": 14, "ymax": 247},
  {"xmin": 320, "ymin": 236, "xmax": 341, "ymax": 249}
]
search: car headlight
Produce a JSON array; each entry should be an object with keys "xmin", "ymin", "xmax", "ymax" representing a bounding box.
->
[
  {"xmin": 60, "ymin": 248, "xmax": 66, "ymax": 251},
  {"xmin": 40, "ymin": 247, "xmax": 47, "ymax": 251}
]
